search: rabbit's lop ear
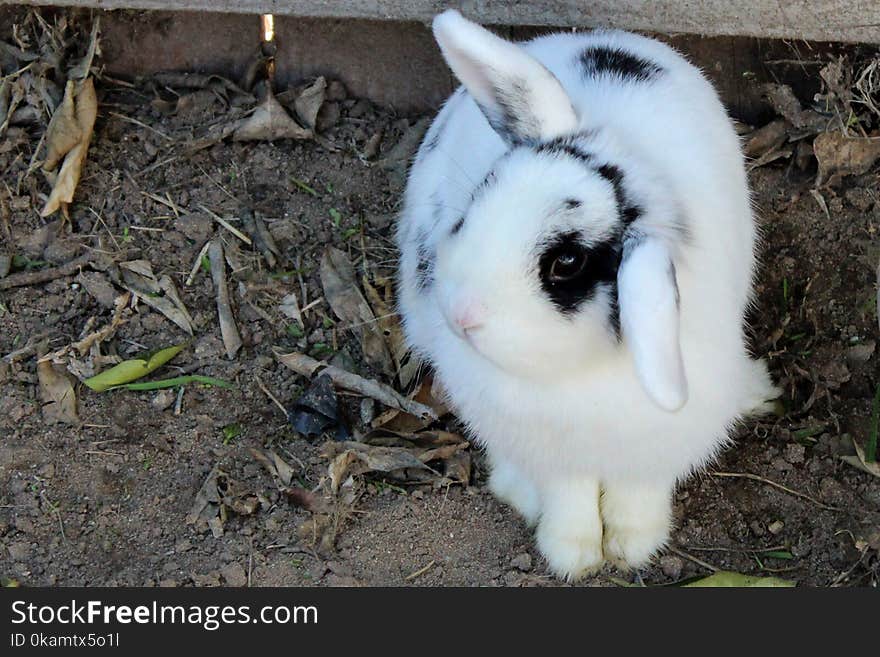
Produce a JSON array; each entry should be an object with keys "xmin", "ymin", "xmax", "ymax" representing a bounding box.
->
[
  {"xmin": 432, "ymin": 10, "xmax": 578, "ymax": 146},
  {"xmin": 617, "ymin": 235, "xmax": 688, "ymax": 412}
]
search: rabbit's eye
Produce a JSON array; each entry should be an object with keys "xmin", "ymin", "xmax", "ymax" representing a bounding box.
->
[{"xmin": 549, "ymin": 249, "xmax": 587, "ymax": 283}]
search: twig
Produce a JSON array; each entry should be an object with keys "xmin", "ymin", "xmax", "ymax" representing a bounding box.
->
[
  {"xmin": 404, "ymin": 560, "xmax": 436, "ymax": 582},
  {"xmin": 199, "ymin": 204, "xmax": 252, "ymax": 246},
  {"xmin": 668, "ymin": 546, "xmax": 718, "ymax": 572},
  {"xmin": 2, "ymin": 330, "xmax": 52, "ymax": 363},
  {"xmin": 0, "ymin": 252, "xmax": 95, "ymax": 290},
  {"xmin": 186, "ymin": 241, "xmax": 210, "ymax": 286},
  {"xmin": 255, "ymin": 374, "xmax": 288, "ymax": 417},
  {"xmin": 274, "ymin": 350, "xmax": 437, "ymax": 421},
  {"xmin": 108, "ymin": 111, "xmax": 172, "ymax": 141},
  {"xmin": 708, "ymin": 471, "xmax": 841, "ymax": 511},
  {"xmin": 209, "ymin": 240, "xmax": 242, "ymax": 359},
  {"xmin": 829, "ymin": 547, "xmax": 869, "ymax": 587}
]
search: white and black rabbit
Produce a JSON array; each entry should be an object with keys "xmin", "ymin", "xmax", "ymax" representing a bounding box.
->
[{"xmin": 396, "ymin": 9, "xmax": 777, "ymax": 580}]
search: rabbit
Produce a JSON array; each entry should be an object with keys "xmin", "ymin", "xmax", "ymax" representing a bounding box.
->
[{"xmin": 395, "ymin": 9, "xmax": 778, "ymax": 580}]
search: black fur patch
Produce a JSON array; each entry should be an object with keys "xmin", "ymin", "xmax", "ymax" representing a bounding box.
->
[
  {"xmin": 477, "ymin": 77, "xmax": 543, "ymax": 147},
  {"xmin": 535, "ymin": 137, "xmax": 595, "ymax": 166},
  {"xmin": 595, "ymin": 163, "xmax": 642, "ymax": 226},
  {"xmin": 450, "ymin": 217, "xmax": 465, "ymax": 235},
  {"xmin": 538, "ymin": 231, "xmax": 621, "ymax": 314},
  {"xmin": 579, "ymin": 46, "xmax": 663, "ymax": 83}
]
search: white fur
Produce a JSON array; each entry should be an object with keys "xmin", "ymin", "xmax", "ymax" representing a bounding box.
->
[{"xmin": 396, "ymin": 10, "xmax": 777, "ymax": 580}]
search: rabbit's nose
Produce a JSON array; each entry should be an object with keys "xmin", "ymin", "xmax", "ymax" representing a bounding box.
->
[
  {"xmin": 441, "ymin": 289, "xmax": 488, "ymax": 338},
  {"xmin": 453, "ymin": 304, "xmax": 485, "ymax": 332}
]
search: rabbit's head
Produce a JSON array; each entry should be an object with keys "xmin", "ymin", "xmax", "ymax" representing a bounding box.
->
[{"xmin": 426, "ymin": 11, "xmax": 688, "ymax": 411}]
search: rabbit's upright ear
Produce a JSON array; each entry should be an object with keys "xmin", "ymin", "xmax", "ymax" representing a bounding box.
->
[
  {"xmin": 432, "ymin": 10, "xmax": 578, "ymax": 146},
  {"xmin": 617, "ymin": 235, "xmax": 688, "ymax": 412}
]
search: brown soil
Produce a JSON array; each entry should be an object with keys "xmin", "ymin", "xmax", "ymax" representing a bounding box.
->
[{"xmin": 1, "ymin": 59, "xmax": 879, "ymax": 588}]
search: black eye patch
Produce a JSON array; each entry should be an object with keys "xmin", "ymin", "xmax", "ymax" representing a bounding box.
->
[{"xmin": 538, "ymin": 231, "xmax": 621, "ymax": 315}]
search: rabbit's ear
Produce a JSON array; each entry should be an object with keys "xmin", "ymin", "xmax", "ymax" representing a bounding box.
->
[
  {"xmin": 432, "ymin": 10, "xmax": 578, "ymax": 146},
  {"xmin": 617, "ymin": 235, "xmax": 688, "ymax": 412}
]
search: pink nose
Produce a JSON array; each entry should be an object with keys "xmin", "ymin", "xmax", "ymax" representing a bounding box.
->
[
  {"xmin": 444, "ymin": 291, "xmax": 487, "ymax": 338},
  {"xmin": 452, "ymin": 305, "xmax": 485, "ymax": 332}
]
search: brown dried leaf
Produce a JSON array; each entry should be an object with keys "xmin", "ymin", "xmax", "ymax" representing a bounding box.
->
[
  {"xmin": 320, "ymin": 247, "xmax": 393, "ymax": 375},
  {"xmin": 40, "ymin": 78, "xmax": 97, "ymax": 218},
  {"xmin": 233, "ymin": 87, "xmax": 311, "ymax": 141},
  {"xmin": 814, "ymin": 131, "xmax": 880, "ymax": 187},
  {"xmin": 373, "ymin": 377, "xmax": 449, "ymax": 433},
  {"xmin": 743, "ymin": 119, "xmax": 789, "ymax": 159},
  {"xmin": 249, "ymin": 447, "xmax": 295, "ymax": 487},
  {"xmin": 42, "ymin": 81, "xmax": 82, "ymax": 171},
  {"xmin": 324, "ymin": 441, "xmax": 435, "ymax": 492},
  {"xmin": 761, "ymin": 84, "xmax": 827, "ymax": 133},
  {"xmin": 37, "ymin": 359, "xmax": 79, "ymax": 425},
  {"xmin": 362, "ymin": 274, "xmax": 409, "ymax": 379},
  {"xmin": 294, "ymin": 77, "xmax": 326, "ymax": 131},
  {"xmin": 119, "ymin": 260, "xmax": 194, "ymax": 335}
]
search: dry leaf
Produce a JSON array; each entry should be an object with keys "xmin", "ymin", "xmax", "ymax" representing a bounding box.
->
[
  {"xmin": 119, "ymin": 260, "xmax": 194, "ymax": 334},
  {"xmin": 249, "ymin": 448, "xmax": 295, "ymax": 487},
  {"xmin": 325, "ymin": 442, "xmax": 435, "ymax": 493},
  {"xmin": 362, "ymin": 274, "xmax": 410, "ymax": 381},
  {"xmin": 840, "ymin": 436, "xmax": 880, "ymax": 478},
  {"xmin": 293, "ymin": 77, "xmax": 326, "ymax": 131},
  {"xmin": 234, "ymin": 87, "xmax": 312, "ymax": 141},
  {"xmin": 208, "ymin": 240, "xmax": 243, "ymax": 359},
  {"xmin": 42, "ymin": 80, "xmax": 82, "ymax": 171},
  {"xmin": 814, "ymin": 131, "xmax": 880, "ymax": 187},
  {"xmin": 743, "ymin": 119, "xmax": 789, "ymax": 160},
  {"xmin": 37, "ymin": 359, "xmax": 79, "ymax": 425},
  {"xmin": 279, "ymin": 292, "xmax": 303, "ymax": 325},
  {"xmin": 41, "ymin": 77, "xmax": 97, "ymax": 218},
  {"xmin": 320, "ymin": 247, "xmax": 393, "ymax": 375},
  {"xmin": 275, "ymin": 350, "xmax": 437, "ymax": 421}
]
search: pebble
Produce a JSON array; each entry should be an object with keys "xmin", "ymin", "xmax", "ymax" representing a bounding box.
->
[
  {"xmin": 152, "ymin": 389, "xmax": 176, "ymax": 411},
  {"xmin": 767, "ymin": 520, "xmax": 785, "ymax": 535},
  {"xmin": 784, "ymin": 443, "xmax": 806, "ymax": 464},
  {"xmin": 771, "ymin": 456, "xmax": 793, "ymax": 471},
  {"xmin": 219, "ymin": 562, "xmax": 247, "ymax": 587},
  {"xmin": 510, "ymin": 553, "xmax": 533, "ymax": 572},
  {"xmin": 8, "ymin": 542, "xmax": 31, "ymax": 561},
  {"xmin": 659, "ymin": 555, "xmax": 683, "ymax": 579}
]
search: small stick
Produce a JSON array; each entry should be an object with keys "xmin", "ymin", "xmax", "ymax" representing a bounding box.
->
[
  {"xmin": 186, "ymin": 241, "xmax": 211, "ymax": 286},
  {"xmin": 199, "ymin": 204, "xmax": 252, "ymax": 246},
  {"xmin": 2, "ymin": 331, "xmax": 52, "ymax": 363},
  {"xmin": 255, "ymin": 374, "xmax": 288, "ymax": 416},
  {"xmin": 0, "ymin": 253, "xmax": 95, "ymax": 290},
  {"xmin": 709, "ymin": 471, "xmax": 840, "ymax": 511},
  {"xmin": 209, "ymin": 240, "xmax": 243, "ymax": 359},
  {"xmin": 274, "ymin": 350, "xmax": 437, "ymax": 421},
  {"xmin": 668, "ymin": 546, "xmax": 718, "ymax": 572},
  {"xmin": 108, "ymin": 111, "xmax": 172, "ymax": 141},
  {"xmin": 404, "ymin": 560, "xmax": 436, "ymax": 582}
]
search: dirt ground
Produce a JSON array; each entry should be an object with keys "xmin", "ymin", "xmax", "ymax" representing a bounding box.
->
[{"xmin": 2, "ymin": 20, "xmax": 879, "ymax": 589}]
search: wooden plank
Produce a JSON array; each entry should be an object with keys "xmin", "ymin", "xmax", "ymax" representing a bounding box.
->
[{"xmin": 10, "ymin": 0, "xmax": 880, "ymax": 43}]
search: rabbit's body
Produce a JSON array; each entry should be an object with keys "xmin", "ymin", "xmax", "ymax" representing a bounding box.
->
[{"xmin": 397, "ymin": 12, "xmax": 776, "ymax": 579}]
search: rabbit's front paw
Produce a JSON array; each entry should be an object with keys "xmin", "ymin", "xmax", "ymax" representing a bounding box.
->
[
  {"xmin": 536, "ymin": 523, "xmax": 604, "ymax": 581},
  {"xmin": 535, "ymin": 478, "xmax": 603, "ymax": 581},
  {"xmin": 488, "ymin": 460, "xmax": 541, "ymax": 526},
  {"xmin": 601, "ymin": 483, "xmax": 672, "ymax": 569}
]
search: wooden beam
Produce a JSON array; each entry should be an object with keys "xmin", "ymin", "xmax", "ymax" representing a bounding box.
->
[{"xmin": 11, "ymin": 0, "xmax": 880, "ymax": 44}]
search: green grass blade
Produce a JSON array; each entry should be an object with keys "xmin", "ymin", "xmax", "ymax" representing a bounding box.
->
[{"xmin": 113, "ymin": 375, "xmax": 235, "ymax": 391}]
